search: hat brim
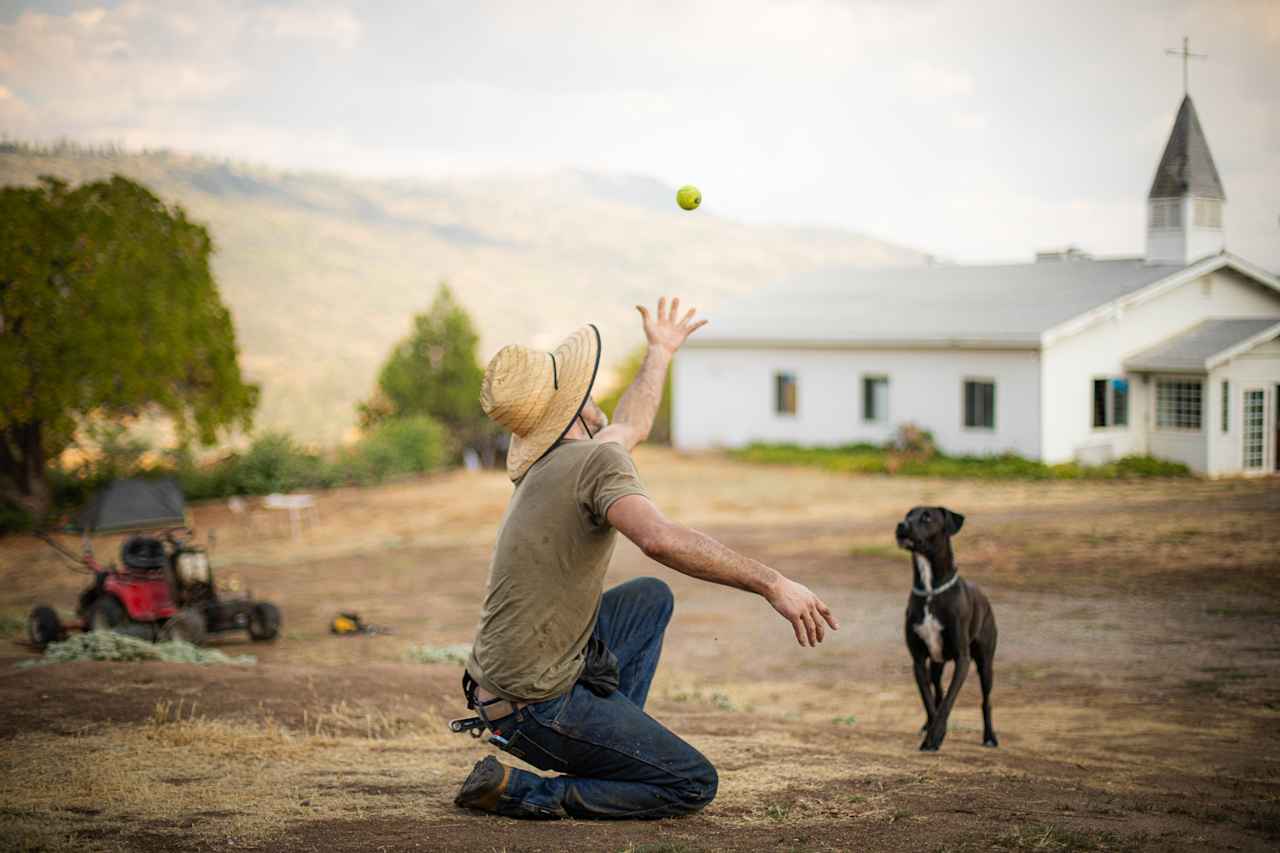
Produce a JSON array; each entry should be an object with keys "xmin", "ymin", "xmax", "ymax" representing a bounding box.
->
[{"xmin": 506, "ymin": 324, "xmax": 601, "ymax": 481}]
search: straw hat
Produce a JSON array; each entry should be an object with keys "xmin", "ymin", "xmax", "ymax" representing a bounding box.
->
[{"xmin": 481, "ymin": 324, "xmax": 601, "ymax": 482}]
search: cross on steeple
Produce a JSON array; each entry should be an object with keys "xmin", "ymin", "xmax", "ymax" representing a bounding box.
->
[{"xmin": 1165, "ymin": 36, "xmax": 1206, "ymax": 96}]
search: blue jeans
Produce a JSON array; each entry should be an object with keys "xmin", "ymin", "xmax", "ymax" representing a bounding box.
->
[{"xmin": 481, "ymin": 577, "xmax": 718, "ymax": 819}]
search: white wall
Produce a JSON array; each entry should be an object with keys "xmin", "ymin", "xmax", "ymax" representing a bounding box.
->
[
  {"xmin": 1208, "ymin": 339, "xmax": 1280, "ymax": 476},
  {"xmin": 672, "ymin": 346, "xmax": 1042, "ymax": 457},
  {"xmin": 1040, "ymin": 268, "xmax": 1280, "ymax": 466},
  {"xmin": 1184, "ymin": 197, "xmax": 1226, "ymax": 264}
]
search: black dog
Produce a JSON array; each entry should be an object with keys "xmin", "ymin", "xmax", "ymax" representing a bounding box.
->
[{"xmin": 895, "ymin": 506, "xmax": 998, "ymax": 751}]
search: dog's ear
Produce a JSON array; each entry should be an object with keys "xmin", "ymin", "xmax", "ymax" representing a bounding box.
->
[{"xmin": 943, "ymin": 508, "xmax": 965, "ymax": 535}]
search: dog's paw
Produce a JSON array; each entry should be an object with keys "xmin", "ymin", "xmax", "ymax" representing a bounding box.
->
[
  {"xmin": 982, "ymin": 735, "xmax": 999, "ymax": 748},
  {"xmin": 920, "ymin": 726, "xmax": 947, "ymax": 751}
]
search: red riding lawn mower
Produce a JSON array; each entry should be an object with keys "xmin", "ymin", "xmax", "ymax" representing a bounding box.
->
[{"xmin": 28, "ymin": 478, "xmax": 281, "ymax": 649}]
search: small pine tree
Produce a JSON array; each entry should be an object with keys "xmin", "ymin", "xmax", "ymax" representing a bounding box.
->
[{"xmin": 358, "ymin": 284, "xmax": 495, "ymax": 459}]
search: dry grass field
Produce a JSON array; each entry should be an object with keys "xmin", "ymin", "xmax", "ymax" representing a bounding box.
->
[{"xmin": 1, "ymin": 448, "xmax": 1278, "ymax": 852}]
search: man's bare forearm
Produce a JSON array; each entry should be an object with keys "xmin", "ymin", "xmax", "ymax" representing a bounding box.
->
[
  {"xmin": 646, "ymin": 524, "xmax": 780, "ymax": 598},
  {"xmin": 611, "ymin": 344, "xmax": 671, "ymax": 446}
]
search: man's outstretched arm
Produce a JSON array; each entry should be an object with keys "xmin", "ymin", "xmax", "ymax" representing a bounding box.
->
[
  {"xmin": 596, "ymin": 296, "xmax": 706, "ymax": 451},
  {"xmin": 607, "ymin": 494, "xmax": 840, "ymax": 647}
]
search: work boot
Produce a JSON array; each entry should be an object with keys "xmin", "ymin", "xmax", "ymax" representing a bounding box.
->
[{"xmin": 454, "ymin": 755, "xmax": 511, "ymax": 813}]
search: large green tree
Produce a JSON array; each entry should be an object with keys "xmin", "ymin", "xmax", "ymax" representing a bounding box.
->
[
  {"xmin": 0, "ymin": 176, "xmax": 258, "ymax": 518},
  {"xmin": 359, "ymin": 283, "xmax": 491, "ymax": 454}
]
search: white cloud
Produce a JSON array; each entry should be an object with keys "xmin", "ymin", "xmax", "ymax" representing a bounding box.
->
[
  {"xmin": 258, "ymin": 4, "xmax": 362, "ymax": 49},
  {"xmin": 950, "ymin": 112, "xmax": 988, "ymax": 131},
  {"xmin": 905, "ymin": 62, "xmax": 975, "ymax": 100},
  {"xmin": 71, "ymin": 8, "xmax": 107, "ymax": 29},
  {"xmin": 0, "ymin": 0, "xmax": 1276, "ymax": 269}
]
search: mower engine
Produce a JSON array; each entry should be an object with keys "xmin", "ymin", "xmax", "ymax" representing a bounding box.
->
[
  {"xmin": 175, "ymin": 550, "xmax": 211, "ymax": 586},
  {"xmin": 122, "ymin": 536, "xmax": 167, "ymax": 573}
]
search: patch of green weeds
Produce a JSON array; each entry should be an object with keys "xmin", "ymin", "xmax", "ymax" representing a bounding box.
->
[
  {"xmin": 849, "ymin": 543, "xmax": 901, "ymax": 560},
  {"xmin": 403, "ymin": 643, "xmax": 470, "ymax": 665}
]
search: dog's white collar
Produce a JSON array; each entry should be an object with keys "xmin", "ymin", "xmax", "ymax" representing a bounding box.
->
[{"xmin": 912, "ymin": 573, "xmax": 960, "ymax": 599}]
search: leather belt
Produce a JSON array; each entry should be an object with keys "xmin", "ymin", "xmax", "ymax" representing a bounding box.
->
[{"xmin": 473, "ymin": 686, "xmax": 526, "ymax": 721}]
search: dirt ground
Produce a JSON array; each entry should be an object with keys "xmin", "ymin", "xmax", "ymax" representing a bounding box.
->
[{"xmin": 1, "ymin": 448, "xmax": 1278, "ymax": 852}]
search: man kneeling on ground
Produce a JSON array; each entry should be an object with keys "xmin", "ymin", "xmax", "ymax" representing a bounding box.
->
[{"xmin": 456, "ymin": 297, "xmax": 840, "ymax": 820}]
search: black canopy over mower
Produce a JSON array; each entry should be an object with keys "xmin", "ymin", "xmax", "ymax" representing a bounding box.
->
[{"xmin": 28, "ymin": 478, "xmax": 281, "ymax": 649}]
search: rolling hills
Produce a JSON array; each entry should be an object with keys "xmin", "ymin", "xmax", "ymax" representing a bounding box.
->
[{"xmin": 1, "ymin": 145, "xmax": 925, "ymax": 444}]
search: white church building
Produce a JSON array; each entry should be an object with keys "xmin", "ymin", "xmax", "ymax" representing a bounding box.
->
[{"xmin": 672, "ymin": 95, "xmax": 1280, "ymax": 476}]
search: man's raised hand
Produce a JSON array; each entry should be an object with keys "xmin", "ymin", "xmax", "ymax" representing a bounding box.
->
[
  {"xmin": 766, "ymin": 576, "xmax": 840, "ymax": 647},
  {"xmin": 636, "ymin": 296, "xmax": 708, "ymax": 355}
]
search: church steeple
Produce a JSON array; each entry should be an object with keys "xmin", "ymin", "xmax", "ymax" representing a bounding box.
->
[{"xmin": 1146, "ymin": 94, "xmax": 1226, "ymax": 265}]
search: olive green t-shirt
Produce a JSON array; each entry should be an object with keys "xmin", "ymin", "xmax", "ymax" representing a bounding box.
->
[{"xmin": 466, "ymin": 439, "xmax": 649, "ymax": 702}]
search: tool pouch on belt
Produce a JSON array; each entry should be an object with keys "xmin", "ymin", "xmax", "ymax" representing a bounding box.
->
[
  {"xmin": 579, "ymin": 635, "xmax": 620, "ymax": 697},
  {"xmin": 455, "ymin": 635, "xmax": 620, "ymax": 738}
]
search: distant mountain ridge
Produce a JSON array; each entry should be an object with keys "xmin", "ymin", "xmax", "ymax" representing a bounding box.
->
[{"xmin": 0, "ymin": 145, "xmax": 926, "ymax": 444}]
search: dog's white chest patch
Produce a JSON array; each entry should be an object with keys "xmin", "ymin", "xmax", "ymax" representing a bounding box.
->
[
  {"xmin": 915, "ymin": 610, "xmax": 945, "ymax": 662},
  {"xmin": 913, "ymin": 553, "xmax": 945, "ymax": 662}
]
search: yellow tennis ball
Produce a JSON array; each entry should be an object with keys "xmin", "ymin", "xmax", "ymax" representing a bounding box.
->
[{"xmin": 676, "ymin": 185, "xmax": 701, "ymax": 211}]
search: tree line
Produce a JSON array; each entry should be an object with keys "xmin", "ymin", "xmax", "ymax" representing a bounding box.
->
[{"xmin": 2, "ymin": 174, "xmax": 586, "ymax": 532}]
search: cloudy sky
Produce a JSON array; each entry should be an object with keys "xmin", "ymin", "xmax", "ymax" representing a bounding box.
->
[{"xmin": 2, "ymin": 0, "xmax": 1277, "ymax": 268}]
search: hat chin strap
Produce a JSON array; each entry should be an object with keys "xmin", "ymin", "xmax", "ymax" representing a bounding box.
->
[{"xmin": 551, "ymin": 350, "xmax": 593, "ymax": 438}]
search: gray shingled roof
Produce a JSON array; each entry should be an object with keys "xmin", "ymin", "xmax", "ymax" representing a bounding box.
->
[
  {"xmin": 1124, "ymin": 318, "xmax": 1280, "ymax": 373},
  {"xmin": 692, "ymin": 258, "xmax": 1184, "ymax": 347},
  {"xmin": 1148, "ymin": 95, "xmax": 1225, "ymax": 200}
]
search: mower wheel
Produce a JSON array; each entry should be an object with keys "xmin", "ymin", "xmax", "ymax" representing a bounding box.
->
[
  {"xmin": 86, "ymin": 596, "xmax": 127, "ymax": 633},
  {"xmin": 248, "ymin": 602, "xmax": 280, "ymax": 642},
  {"xmin": 159, "ymin": 609, "xmax": 207, "ymax": 645},
  {"xmin": 27, "ymin": 605, "xmax": 65, "ymax": 649}
]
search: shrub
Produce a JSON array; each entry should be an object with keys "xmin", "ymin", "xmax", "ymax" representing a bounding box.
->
[
  {"xmin": 349, "ymin": 416, "xmax": 449, "ymax": 482},
  {"xmin": 731, "ymin": 444, "xmax": 1193, "ymax": 481},
  {"xmin": 0, "ymin": 502, "xmax": 33, "ymax": 535},
  {"xmin": 171, "ymin": 433, "xmax": 336, "ymax": 498},
  {"xmin": 1109, "ymin": 455, "xmax": 1191, "ymax": 478},
  {"xmin": 173, "ymin": 449, "xmax": 237, "ymax": 501},
  {"xmin": 885, "ymin": 422, "xmax": 939, "ymax": 473},
  {"xmin": 886, "ymin": 423, "xmax": 937, "ymax": 458},
  {"xmin": 0, "ymin": 416, "xmax": 459, "ymax": 539},
  {"xmin": 228, "ymin": 433, "xmax": 328, "ymax": 495}
]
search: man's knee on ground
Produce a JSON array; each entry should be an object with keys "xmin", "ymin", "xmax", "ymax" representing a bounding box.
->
[{"xmin": 674, "ymin": 758, "xmax": 718, "ymax": 812}]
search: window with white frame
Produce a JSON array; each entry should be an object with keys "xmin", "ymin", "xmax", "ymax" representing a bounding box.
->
[
  {"xmin": 1243, "ymin": 390, "xmax": 1265, "ymax": 470},
  {"xmin": 963, "ymin": 380, "xmax": 995, "ymax": 429},
  {"xmin": 1092, "ymin": 377, "xmax": 1129, "ymax": 428},
  {"xmin": 775, "ymin": 371, "xmax": 797, "ymax": 416},
  {"xmin": 862, "ymin": 376, "xmax": 888, "ymax": 423},
  {"xmin": 1156, "ymin": 380, "xmax": 1202, "ymax": 430}
]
